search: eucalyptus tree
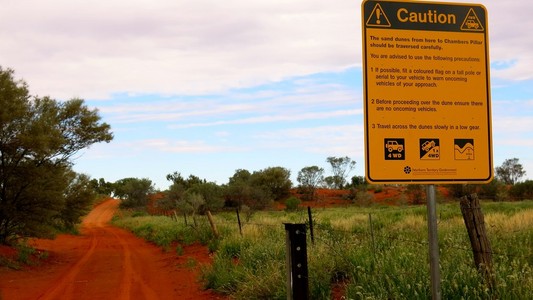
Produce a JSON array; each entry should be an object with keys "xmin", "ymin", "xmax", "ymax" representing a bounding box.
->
[{"xmin": 0, "ymin": 67, "xmax": 113, "ymax": 244}]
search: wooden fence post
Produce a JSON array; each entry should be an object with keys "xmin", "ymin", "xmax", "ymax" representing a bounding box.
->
[
  {"xmin": 460, "ymin": 193, "xmax": 494, "ymax": 287},
  {"xmin": 206, "ymin": 210, "xmax": 219, "ymax": 238},
  {"xmin": 236, "ymin": 208, "xmax": 243, "ymax": 236},
  {"xmin": 307, "ymin": 207, "xmax": 314, "ymax": 245}
]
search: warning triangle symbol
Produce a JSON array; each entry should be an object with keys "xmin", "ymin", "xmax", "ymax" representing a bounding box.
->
[
  {"xmin": 366, "ymin": 4, "xmax": 391, "ymax": 27},
  {"xmin": 461, "ymin": 8, "xmax": 484, "ymax": 31}
]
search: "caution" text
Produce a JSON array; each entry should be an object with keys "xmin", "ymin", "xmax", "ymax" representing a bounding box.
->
[{"xmin": 397, "ymin": 8, "xmax": 457, "ymax": 24}]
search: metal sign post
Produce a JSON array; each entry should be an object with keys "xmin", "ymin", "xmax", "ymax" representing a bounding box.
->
[{"xmin": 426, "ymin": 184, "xmax": 441, "ymax": 300}]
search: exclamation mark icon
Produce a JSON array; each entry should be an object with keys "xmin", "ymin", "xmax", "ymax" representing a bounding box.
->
[{"xmin": 376, "ymin": 8, "xmax": 381, "ymax": 24}]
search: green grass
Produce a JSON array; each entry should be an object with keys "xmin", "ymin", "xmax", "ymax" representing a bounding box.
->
[
  {"xmin": 113, "ymin": 200, "xmax": 533, "ymax": 299},
  {"xmin": 112, "ymin": 211, "xmax": 215, "ymax": 248}
]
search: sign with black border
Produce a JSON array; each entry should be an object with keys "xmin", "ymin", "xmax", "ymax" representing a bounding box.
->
[{"xmin": 362, "ymin": 0, "xmax": 492, "ymax": 184}]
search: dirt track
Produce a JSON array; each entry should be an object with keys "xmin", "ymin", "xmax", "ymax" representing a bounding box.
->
[{"xmin": 0, "ymin": 199, "xmax": 223, "ymax": 300}]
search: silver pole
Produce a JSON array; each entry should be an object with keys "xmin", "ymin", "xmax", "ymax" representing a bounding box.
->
[{"xmin": 426, "ymin": 184, "xmax": 441, "ymax": 300}]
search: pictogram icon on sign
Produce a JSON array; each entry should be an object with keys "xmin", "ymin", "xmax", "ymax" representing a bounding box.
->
[
  {"xmin": 454, "ymin": 139, "xmax": 475, "ymax": 160},
  {"xmin": 420, "ymin": 139, "xmax": 440, "ymax": 160},
  {"xmin": 461, "ymin": 8, "xmax": 484, "ymax": 31},
  {"xmin": 366, "ymin": 3, "xmax": 391, "ymax": 27},
  {"xmin": 385, "ymin": 138, "xmax": 405, "ymax": 160}
]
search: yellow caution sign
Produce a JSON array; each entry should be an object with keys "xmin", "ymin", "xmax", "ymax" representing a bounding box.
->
[{"xmin": 362, "ymin": 0, "xmax": 492, "ymax": 184}]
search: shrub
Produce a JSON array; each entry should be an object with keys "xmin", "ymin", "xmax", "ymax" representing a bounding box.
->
[
  {"xmin": 284, "ymin": 196, "xmax": 301, "ymax": 211},
  {"xmin": 509, "ymin": 180, "xmax": 533, "ymax": 200},
  {"xmin": 479, "ymin": 179, "xmax": 508, "ymax": 201},
  {"xmin": 354, "ymin": 191, "xmax": 375, "ymax": 206},
  {"xmin": 405, "ymin": 184, "xmax": 425, "ymax": 204}
]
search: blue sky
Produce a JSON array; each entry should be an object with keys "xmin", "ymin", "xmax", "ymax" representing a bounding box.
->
[{"xmin": 1, "ymin": 0, "xmax": 532, "ymax": 190}]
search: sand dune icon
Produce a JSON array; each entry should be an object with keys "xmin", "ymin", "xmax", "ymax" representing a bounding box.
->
[{"xmin": 454, "ymin": 143, "xmax": 474, "ymax": 159}]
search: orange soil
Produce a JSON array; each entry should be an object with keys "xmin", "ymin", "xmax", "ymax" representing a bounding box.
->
[
  {"xmin": 285, "ymin": 186, "xmax": 418, "ymax": 209},
  {"xmin": 0, "ymin": 199, "xmax": 225, "ymax": 300}
]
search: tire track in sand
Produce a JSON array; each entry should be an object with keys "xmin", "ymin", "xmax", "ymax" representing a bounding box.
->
[{"xmin": 37, "ymin": 200, "xmax": 117, "ymax": 300}]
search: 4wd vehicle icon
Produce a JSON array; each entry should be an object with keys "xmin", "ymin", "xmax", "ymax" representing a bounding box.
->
[
  {"xmin": 419, "ymin": 138, "xmax": 440, "ymax": 160},
  {"xmin": 421, "ymin": 140, "xmax": 436, "ymax": 152},
  {"xmin": 384, "ymin": 139, "xmax": 405, "ymax": 160},
  {"xmin": 386, "ymin": 140, "xmax": 403, "ymax": 152},
  {"xmin": 465, "ymin": 19, "xmax": 479, "ymax": 29}
]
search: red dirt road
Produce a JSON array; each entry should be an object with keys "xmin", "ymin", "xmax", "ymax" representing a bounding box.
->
[{"xmin": 0, "ymin": 199, "xmax": 223, "ymax": 300}]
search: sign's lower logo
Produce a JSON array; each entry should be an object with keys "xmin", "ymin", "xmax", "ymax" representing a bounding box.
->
[{"xmin": 404, "ymin": 166, "xmax": 412, "ymax": 174}]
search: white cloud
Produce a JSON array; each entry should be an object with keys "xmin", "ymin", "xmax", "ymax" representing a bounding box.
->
[
  {"xmin": 493, "ymin": 116, "xmax": 533, "ymax": 133},
  {"xmin": 169, "ymin": 109, "xmax": 360, "ymax": 129},
  {"xmin": 94, "ymin": 76, "xmax": 361, "ymax": 124},
  {"xmin": 2, "ymin": 0, "xmax": 529, "ymax": 99},
  {"xmin": 0, "ymin": 0, "xmax": 360, "ymax": 99},
  {"xmin": 485, "ymin": 0, "xmax": 533, "ymax": 81},
  {"xmin": 253, "ymin": 124, "xmax": 364, "ymax": 156},
  {"xmin": 129, "ymin": 139, "xmax": 245, "ymax": 153}
]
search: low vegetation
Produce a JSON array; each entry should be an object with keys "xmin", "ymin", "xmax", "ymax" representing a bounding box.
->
[{"xmin": 113, "ymin": 199, "xmax": 533, "ymax": 299}]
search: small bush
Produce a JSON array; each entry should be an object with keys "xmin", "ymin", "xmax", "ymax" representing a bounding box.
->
[
  {"xmin": 16, "ymin": 243, "xmax": 36, "ymax": 264},
  {"xmin": 175, "ymin": 244, "xmax": 184, "ymax": 256},
  {"xmin": 354, "ymin": 191, "xmax": 375, "ymax": 206},
  {"xmin": 284, "ymin": 196, "xmax": 301, "ymax": 211},
  {"xmin": 509, "ymin": 180, "xmax": 533, "ymax": 200},
  {"xmin": 132, "ymin": 210, "xmax": 149, "ymax": 217}
]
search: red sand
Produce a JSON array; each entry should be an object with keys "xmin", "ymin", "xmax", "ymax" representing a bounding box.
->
[{"xmin": 0, "ymin": 199, "xmax": 225, "ymax": 300}]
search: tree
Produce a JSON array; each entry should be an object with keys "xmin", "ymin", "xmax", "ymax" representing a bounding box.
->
[
  {"xmin": 326, "ymin": 156, "xmax": 356, "ymax": 189},
  {"xmin": 297, "ymin": 166, "xmax": 324, "ymax": 201},
  {"xmin": 187, "ymin": 182, "xmax": 224, "ymax": 213},
  {"xmin": 89, "ymin": 178, "xmax": 114, "ymax": 196},
  {"xmin": 114, "ymin": 178, "xmax": 154, "ymax": 209},
  {"xmin": 479, "ymin": 179, "xmax": 508, "ymax": 201},
  {"xmin": 158, "ymin": 172, "xmax": 189, "ymax": 210},
  {"xmin": 179, "ymin": 192, "xmax": 205, "ymax": 218},
  {"xmin": 224, "ymin": 169, "xmax": 273, "ymax": 210},
  {"xmin": 224, "ymin": 169, "xmax": 252, "ymax": 208},
  {"xmin": 250, "ymin": 167, "xmax": 292, "ymax": 201},
  {"xmin": 0, "ymin": 67, "xmax": 113, "ymax": 244},
  {"xmin": 495, "ymin": 158, "xmax": 526, "ymax": 185},
  {"xmin": 509, "ymin": 180, "xmax": 533, "ymax": 200},
  {"xmin": 349, "ymin": 175, "xmax": 366, "ymax": 188},
  {"xmin": 166, "ymin": 171, "xmax": 206, "ymax": 189},
  {"xmin": 228, "ymin": 169, "xmax": 251, "ymax": 185},
  {"xmin": 60, "ymin": 173, "xmax": 98, "ymax": 229},
  {"xmin": 160, "ymin": 172, "xmax": 224, "ymax": 213},
  {"xmin": 324, "ymin": 176, "xmax": 340, "ymax": 189}
]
